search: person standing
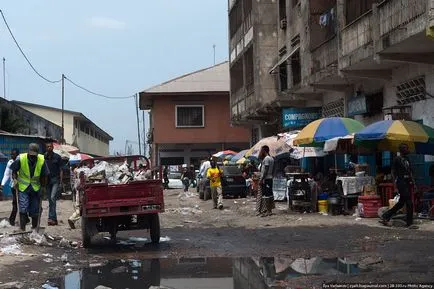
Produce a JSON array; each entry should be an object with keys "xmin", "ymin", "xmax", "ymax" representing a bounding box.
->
[
  {"xmin": 207, "ymin": 160, "xmax": 224, "ymax": 209},
  {"xmin": 1, "ymin": 149, "xmax": 19, "ymax": 226},
  {"xmin": 381, "ymin": 143, "xmax": 417, "ymax": 229},
  {"xmin": 258, "ymin": 146, "xmax": 274, "ymax": 217},
  {"xmin": 45, "ymin": 143, "xmax": 63, "ymax": 226},
  {"xmin": 11, "ymin": 143, "xmax": 48, "ymax": 231},
  {"xmin": 199, "ymin": 157, "xmax": 212, "ymax": 200}
]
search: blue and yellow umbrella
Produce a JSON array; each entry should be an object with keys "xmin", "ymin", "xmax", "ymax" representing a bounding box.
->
[{"xmin": 355, "ymin": 120, "xmax": 434, "ymax": 154}]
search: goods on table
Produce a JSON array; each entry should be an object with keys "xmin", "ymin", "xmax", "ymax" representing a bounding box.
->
[
  {"xmin": 76, "ymin": 161, "xmax": 152, "ymax": 185},
  {"xmin": 362, "ymin": 184, "xmax": 377, "ymax": 196}
]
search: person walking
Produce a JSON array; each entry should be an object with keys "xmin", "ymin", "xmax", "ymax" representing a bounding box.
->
[
  {"xmin": 207, "ymin": 160, "xmax": 224, "ymax": 209},
  {"xmin": 68, "ymin": 164, "xmax": 80, "ymax": 229},
  {"xmin": 11, "ymin": 143, "xmax": 49, "ymax": 231},
  {"xmin": 1, "ymin": 148, "xmax": 19, "ymax": 226},
  {"xmin": 380, "ymin": 143, "xmax": 417, "ymax": 229},
  {"xmin": 199, "ymin": 157, "xmax": 212, "ymax": 200},
  {"xmin": 258, "ymin": 146, "xmax": 274, "ymax": 217},
  {"xmin": 44, "ymin": 143, "xmax": 63, "ymax": 226}
]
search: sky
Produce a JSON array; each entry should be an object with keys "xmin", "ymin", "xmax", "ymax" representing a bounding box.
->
[{"xmin": 0, "ymin": 1, "xmax": 229, "ymax": 155}]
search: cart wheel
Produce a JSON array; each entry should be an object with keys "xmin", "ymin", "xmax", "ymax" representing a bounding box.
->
[
  {"xmin": 81, "ymin": 217, "xmax": 92, "ymax": 248},
  {"xmin": 149, "ymin": 214, "xmax": 160, "ymax": 244}
]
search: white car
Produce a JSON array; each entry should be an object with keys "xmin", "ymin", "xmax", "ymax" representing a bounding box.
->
[{"xmin": 167, "ymin": 172, "xmax": 184, "ymax": 189}]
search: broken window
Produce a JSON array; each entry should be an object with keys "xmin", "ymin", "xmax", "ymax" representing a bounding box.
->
[{"xmin": 279, "ymin": 0, "xmax": 287, "ymax": 21}]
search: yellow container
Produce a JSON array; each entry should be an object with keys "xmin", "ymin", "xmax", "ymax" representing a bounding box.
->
[{"xmin": 318, "ymin": 200, "xmax": 328, "ymax": 213}]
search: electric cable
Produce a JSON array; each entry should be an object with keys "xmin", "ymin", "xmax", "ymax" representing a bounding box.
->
[{"xmin": 64, "ymin": 76, "xmax": 136, "ymax": 99}]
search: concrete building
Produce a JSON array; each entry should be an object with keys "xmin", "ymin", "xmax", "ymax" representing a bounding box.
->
[
  {"xmin": 139, "ymin": 62, "xmax": 251, "ymax": 167},
  {"xmin": 0, "ymin": 98, "xmax": 62, "ymax": 140},
  {"xmin": 229, "ymin": 0, "xmax": 434, "ymax": 184},
  {"xmin": 12, "ymin": 101, "xmax": 113, "ymax": 156}
]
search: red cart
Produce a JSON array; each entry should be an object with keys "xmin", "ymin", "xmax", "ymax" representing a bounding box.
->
[{"xmin": 78, "ymin": 155, "xmax": 164, "ymax": 247}]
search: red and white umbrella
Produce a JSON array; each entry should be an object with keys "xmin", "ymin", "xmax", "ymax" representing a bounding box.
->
[{"xmin": 53, "ymin": 143, "xmax": 80, "ymax": 154}]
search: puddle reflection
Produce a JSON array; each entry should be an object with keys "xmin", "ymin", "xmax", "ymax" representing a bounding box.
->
[{"xmin": 54, "ymin": 256, "xmax": 359, "ymax": 289}]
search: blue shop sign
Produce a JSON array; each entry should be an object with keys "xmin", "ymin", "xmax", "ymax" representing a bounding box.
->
[{"xmin": 282, "ymin": 107, "xmax": 322, "ymax": 128}]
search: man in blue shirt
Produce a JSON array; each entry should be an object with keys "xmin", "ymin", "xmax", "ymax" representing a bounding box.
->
[{"xmin": 44, "ymin": 143, "xmax": 63, "ymax": 226}]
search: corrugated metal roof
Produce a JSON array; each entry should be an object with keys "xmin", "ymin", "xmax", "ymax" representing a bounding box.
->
[{"xmin": 142, "ymin": 61, "xmax": 229, "ymax": 94}]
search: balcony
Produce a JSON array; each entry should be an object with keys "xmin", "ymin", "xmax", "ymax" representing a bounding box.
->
[
  {"xmin": 309, "ymin": 36, "xmax": 339, "ymax": 83},
  {"xmin": 379, "ymin": 0, "xmax": 427, "ymax": 40},
  {"xmin": 340, "ymin": 11, "xmax": 374, "ymax": 70}
]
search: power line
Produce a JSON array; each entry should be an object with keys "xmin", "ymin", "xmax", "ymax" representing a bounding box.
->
[
  {"xmin": 64, "ymin": 76, "xmax": 136, "ymax": 99},
  {"xmin": 0, "ymin": 9, "xmax": 62, "ymax": 84}
]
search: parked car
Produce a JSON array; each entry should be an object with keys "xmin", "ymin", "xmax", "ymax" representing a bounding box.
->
[
  {"xmin": 204, "ymin": 165, "xmax": 247, "ymax": 198},
  {"xmin": 167, "ymin": 172, "xmax": 184, "ymax": 189}
]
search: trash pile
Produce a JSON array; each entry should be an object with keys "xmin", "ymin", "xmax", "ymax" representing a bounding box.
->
[{"xmin": 77, "ymin": 161, "xmax": 152, "ymax": 185}]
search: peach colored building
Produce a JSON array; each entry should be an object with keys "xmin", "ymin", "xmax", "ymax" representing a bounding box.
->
[{"xmin": 139, "ymin": 62, "xmax": 250, "ymax": 167}]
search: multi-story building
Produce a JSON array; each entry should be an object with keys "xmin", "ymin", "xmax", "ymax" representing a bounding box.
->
[
  {"xmin": 229, "ymin": 0, "xmax": 434, "ymax": 184},
  {"xmin": 139, "ymin": 62, "xmax": 251, "ymax": 167},
  {"xmin": 12, "ymin": 101, "xmax": 113, "ymax": 156}
]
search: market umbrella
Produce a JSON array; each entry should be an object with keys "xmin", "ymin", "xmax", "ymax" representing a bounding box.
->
[
  {"xmin": 293, "ymin": 117, "xmax": 365, "ymax": 147},
  {"xmin": 53, "ymin": 143, "xmax": 79, "ymax": 153},
  {"xmin": 69, "ymin": 153, "xmax": 93, "ymax": 164},
  {"xmin": 354, "ymin": 120, "xmax": 434, "ymax": 154},
  {"xmin": 212, "ymin": 150, "xmax": 237, "ymax": 159},
  {"xmin": 278, "ymin": 131, "xmax": 327, "ymax": 159},
  {"xmin": 245, "ymin": 136, "xmax": 292, "ymax": 158},
  {"xmin": 231, "ymin": 149, "xmax": 249, "ymax": 162}
]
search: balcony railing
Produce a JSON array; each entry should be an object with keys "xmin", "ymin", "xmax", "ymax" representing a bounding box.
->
[
  {"xmin": 341, "ymin": 11, "xmax": 373, "ymax": 56},
  {"xmin": 378, "ymin": 0, "xmax": 427, "ymax": 37},
  {"xmin": 311, "ymin": 36, "xmax": 338, "ymax": 74}
]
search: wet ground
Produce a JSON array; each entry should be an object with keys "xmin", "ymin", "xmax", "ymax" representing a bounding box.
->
[{"xmin": 1, "ymin": 189, "xmax": 434, "ymax": 288}]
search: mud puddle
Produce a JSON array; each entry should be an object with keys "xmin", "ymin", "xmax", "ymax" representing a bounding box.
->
[{"xmin": 45, "ymin": 256, "xmax": 360, "ymax": 289}]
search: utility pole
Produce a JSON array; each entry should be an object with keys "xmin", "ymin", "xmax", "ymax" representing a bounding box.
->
[
  {"xmin": 213, "ymin": 44, "xmax": 216, "ymax": 65},
  {"xmin": 2, "ymin": 57, "xmax": 5, "ymax": 99},
  {"xmin": 135, "ymin": 93, "xmax": 142, "ymax": 155},
  {"xmin": 142, "ymin": 110, "xmax": 146, "ymax": 156},
  {"xmin": 61, "ymin": 74, "xmax": 65, "ymax": 143}
]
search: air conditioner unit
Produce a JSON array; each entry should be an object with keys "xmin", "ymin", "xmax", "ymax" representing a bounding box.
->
[{"xmin": 280, "ymin": 18, "xmax": 287, "ymax": 30}]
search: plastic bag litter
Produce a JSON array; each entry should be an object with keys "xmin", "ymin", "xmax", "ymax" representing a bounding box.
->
[
  {"xmin": 1, "ymin": 244, "xmax": 22, "ymax": 255},
  {"xmin": 0, "ymin": 236, "xmax": 17, "ymax": 246},
  {"xmin": 27, "ymin": 231, "xmax": 51, "ymax": 246},
  {"xmin": 41, "ymin": 282, "xmax": 59, "ymax": 289},
  {"xmin": 0, "ymin": 219, "xmax": 11, "ymax": 228}
]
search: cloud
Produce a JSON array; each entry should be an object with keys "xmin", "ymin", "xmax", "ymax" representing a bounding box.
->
[{"xmin": 90, "ymin": 16, "xmax": 126, "ymax": 30}]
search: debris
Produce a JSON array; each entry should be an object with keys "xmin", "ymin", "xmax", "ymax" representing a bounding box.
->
[
  {"xmin": 0, "ymin": 281, "xmax": 25, "ymax": 289},
  {"xmin": 43, "ymin": 258, "xmax": 54, "ymax": 263},
  {"xmin": 41, "ymin": 282, "xmax": 59, "ymax": 289},
  {"xmin": 111, "ymin": 266, "xmax": 127, "ymax": 274},
  {"xmin": 0, "ymin": 219, "xmax": 11, "ymax": 229},
  {"xmin": 319, "ymin": 212, "xmax": 328, "ymax": 216},
  {"xmin": 160, "ymin": 236, "xmax": 171, "ymax": 242},
  {"xmin": 89, "ymin": 263, "xmax": 105, "ymax": 268},
  {"xmin": 355, "ymin": 217, "xmax": 362, "ymax": 221},
  {"xmin": 58, "ymin": 238, "xmax": 71, "ymax": 248},
  {"xmin": 61, "ymin": 253, "xmax": 68, "ymax": 262},
  {"xmin": 26, "ymin": 231, "xmax": 51, "ymax": 246},
  {"xmin": 364, "ymin": 236, "xmax": 371, "ymax": 240},
  {"xmin": 0, "ymin": 244, "xmax": 22, "ymax": 255},
  {"xmin": 296, "ymin": 217, "xmax": 302, "ymax": 221},
  {"xmin": 42, "ymin": 253, "xmax": 53, "ymax": 258},
  {"xmin": 94, "ymin": 286, "xmax": 112, "ymax": 289},
  {"xmin": 234, "ymin": 200, "xmax": 238, "ymax": 204},
  {"xmin": 64, "ymin": 263, "xmax": 72, "ymax": 267},
  {"xmin": 128, "ymin": 237, "xmax": 148, "ymax": 242},
  {"xmin": 30, "ymin": 271, "xmax": 39, "ymax": 274}
]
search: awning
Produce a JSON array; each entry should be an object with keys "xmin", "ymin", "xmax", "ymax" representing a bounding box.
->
[{"xmin": 269, "ymin": 45, "xmax": 300, "ymax": 74}]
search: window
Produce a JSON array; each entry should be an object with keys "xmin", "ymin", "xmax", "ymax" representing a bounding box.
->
[
  {"xmin": 396, "ymin": 77, "xmax": 426, "ymax": 105},
  {"xmin": 85, "ymin": 127, "xmax": 90, "ymax": 135},
  {"xmin": 279, "ymin": 62, "xmax": 288, "ymax": 91},
  {"xmin": 345, "ymin": 0, "xmax": 377, "ymax": 25},
  {"xmin": 175, "ymin": 105, "xmax": 205, "ymax": 128}
]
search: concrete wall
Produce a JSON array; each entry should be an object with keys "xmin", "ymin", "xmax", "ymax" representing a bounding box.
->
[
  {"xmin": 151, "ymin": 93, "xmax": 251, "ymax": 144},
  {"xmin": 0, "ymin": 99, "xmax": 62, "ymax": 140}
]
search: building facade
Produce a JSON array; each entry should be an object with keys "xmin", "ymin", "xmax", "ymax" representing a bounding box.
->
[
  {"xmin": 139, "ymin": 62, "xmax": 251, "ymax": 167},
  {"xmin": 229, "ymin": 0, "xmax": 434, "ymax": 184},
  {"xmin": 13, "ymin": 101, "xmax": 113, "ymax": 156},
  {"xmin": 0, "ymin": 98, "xmax": 62, "ymax": 140}
]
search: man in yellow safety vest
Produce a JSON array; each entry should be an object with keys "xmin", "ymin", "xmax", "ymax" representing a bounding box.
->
[{"xmin": 11, "ymin": 143, "xmax": 49, "ymax": 231}]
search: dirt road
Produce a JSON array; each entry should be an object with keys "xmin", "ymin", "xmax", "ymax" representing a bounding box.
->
[{"xmin": 1, "ymin": 189, "xmax": 433, "ymax": 288}]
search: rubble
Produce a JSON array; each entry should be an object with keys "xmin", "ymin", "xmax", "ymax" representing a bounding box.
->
[
  {"xmin": 0, "ymin": 219, "xmax": 11, "ymax": 229},
  {"xmin": 77, "ymin": 160, "xmax": 153, "ymax": 185},
  {"xmin": 0, "ymin": 281, "xmax": 25, "ymax": 289}
]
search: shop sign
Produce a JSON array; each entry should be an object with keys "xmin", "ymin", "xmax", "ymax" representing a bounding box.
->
[
  {"xmin": 347, "ymin": 96, "xmax": 367, "ymax": 116},
  {"xmin": 282, "ymin": 107, "xmax": 322, "ymax": 128}
]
